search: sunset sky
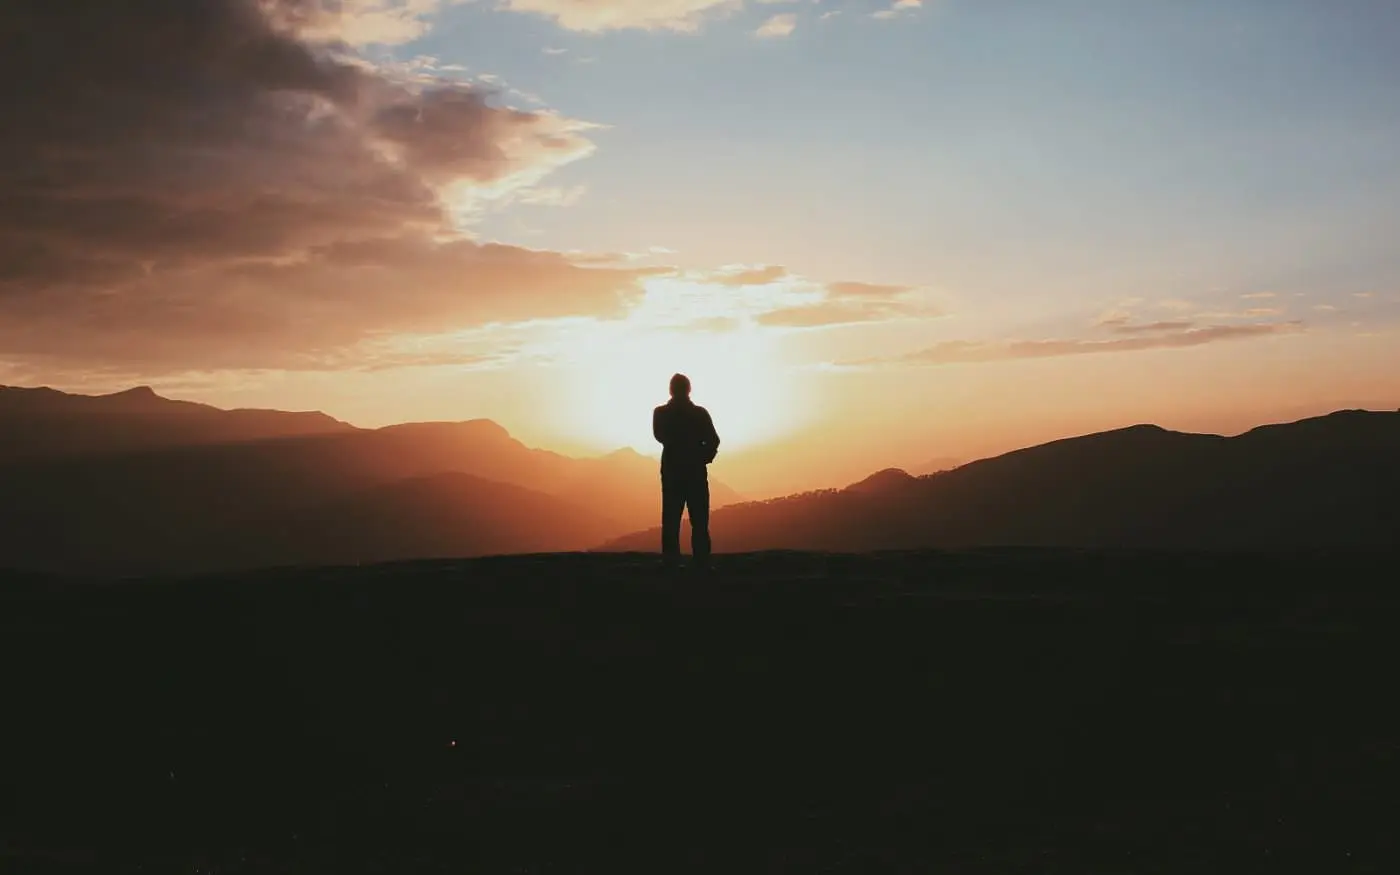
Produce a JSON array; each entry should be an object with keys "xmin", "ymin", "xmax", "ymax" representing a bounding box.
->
[{"xmin": 4, "ymin": 0, "xmax": 1400, "ymax": 495}]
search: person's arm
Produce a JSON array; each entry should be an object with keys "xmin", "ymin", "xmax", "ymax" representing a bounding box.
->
[
  {"xmin": 702, "ymin": 408, "xmax": 720, "ymax": 463},
  {"xmin": 653, "ymin": 407, "xmax": 666, "ymax": 446}
]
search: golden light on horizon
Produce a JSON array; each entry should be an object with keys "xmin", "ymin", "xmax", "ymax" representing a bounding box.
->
[
  {"xmin": 518, "ymin": 275, "xmax": 815, "ymax": 454},
  {"xmin": 558, "ymin": 321, "xmax": 806, "ymax": 455}
]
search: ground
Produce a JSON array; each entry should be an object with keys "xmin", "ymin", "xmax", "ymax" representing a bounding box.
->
[{"xmin": 2, "ymin": 550, "xmax": 1395, "ymax": 873}]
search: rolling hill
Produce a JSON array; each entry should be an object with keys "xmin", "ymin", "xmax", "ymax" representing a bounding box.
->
[{"xmin": 600, "ymin": 409, "xmax": 1400, "ymax": 553}]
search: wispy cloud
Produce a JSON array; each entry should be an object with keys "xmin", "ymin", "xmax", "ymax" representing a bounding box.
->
[
  {"xmin": 675, "ymin": 316, "xmax": 743, "ymax": 333},
  {"xmin": 512, "ymin": 184, "xmax": 589, "ymax": 207},
  {"xmin": 1191, "ymin": 308, "xmax": 1286, "ymax": 320},
  {"xmin": 756, "ymin": 278, "xmax": 936, "ymax": 328},
  {"xmin": 872, "ymin": 0, "xmax": 923, "ymax": 20},
  {"xmin": 754, "ymin": 12, "xmax": 798, "ymax": 38},
  {"xmin": 498, "ymin": 0, "xmax": 742, "ymax": 33},
  {"xmin": 1108, "ymin": 320, "xmax": 1198, "ymax": 335},
  {"xmin": 757, "ymin": 300, "xmax": 923, "ymax": 328},
  {"xmin": 709, "ymin": 265, "xmax": 790, "ymax": 286},
  {"xmin": 493, "ymin": 0, "xmax": 922, "ymax": 34},
  {"xmin": 648, "ymin": 268, "xmax": 938, "ymax": 329},
  {"xmin": 1155, "ymin": 299, "xmax": 1196, "ymax": 312},
  {"xmin": 267, "ymin": 0, "xmax": 471, "ymax": 46},
  {"xmin": 826, "ymin": 281, "xmax": 917, "ymax": 297},
  {"xmin": 849, "ymin": 322, "xmax": 1304, "ymax": 367}
]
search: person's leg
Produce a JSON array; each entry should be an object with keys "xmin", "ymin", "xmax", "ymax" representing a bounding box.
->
[
  {"xmin": 688, "ymin": 469, "xmax": 712, "ymax": 567},
  {"xmin": 660, "ymin": 472, "xmax": 684, "ymax": 565}
]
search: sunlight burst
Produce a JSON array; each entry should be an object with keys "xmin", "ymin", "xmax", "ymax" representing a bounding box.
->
[{"xmin": 559, "ymin": 323, "xmax": 802, "ymax": 454}]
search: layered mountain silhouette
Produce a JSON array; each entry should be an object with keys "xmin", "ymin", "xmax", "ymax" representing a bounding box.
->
[
  {"xmin": 601, "ymin": 409, "xmax": 1400, "ymax": 553},
  {"xmin": 0, "ymin": 384, "xmax": 353, "ymax": 461},
  {"xmin": 3, "ymin": 385, "xmax": 1395, "ymax": 575},
  {"xmin": 0, "ymin": 385, "xmax": 741, "ymax": 575}
]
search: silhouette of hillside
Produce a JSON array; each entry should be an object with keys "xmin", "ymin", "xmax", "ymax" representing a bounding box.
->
[
  {"xmin": 0, "ymin": 386, "xmax": 740, "ymax": 575},
  {"xmin": 912, "ymin": 456, "xmax": 963, "ymax": 476},
  {"xmin": 248, "ymin": 473, "xmax": 622, "ymax": 567},
  {"xmin": 0, "ymin": 384, "xmax": 352, "ymax": 461},
  {"xmin": 600, "ymin": 409, "xmax": 1400, "ymax": 553},
  {"xmin": 845, "ymin": 467, "xmax": 919, "ymax": 495}
]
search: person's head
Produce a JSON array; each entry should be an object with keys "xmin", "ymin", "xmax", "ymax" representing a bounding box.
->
[{"xmin": 669, "ymin": 373, "xmax": 691, "ymax": 400}]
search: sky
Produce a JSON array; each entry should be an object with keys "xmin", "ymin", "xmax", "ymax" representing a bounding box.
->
[{"xmin": 3, "ymin": 0, "xmax": 1400, "ymax": 496}]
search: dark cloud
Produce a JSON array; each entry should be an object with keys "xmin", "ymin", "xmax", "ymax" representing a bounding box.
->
[
  {"xmin": 854, "ymin": 322, "xmax": 1305, "ymax": 367},
  {"xmin": 0, "ymin": 0, "xmax": 640, "ymax": 374}
]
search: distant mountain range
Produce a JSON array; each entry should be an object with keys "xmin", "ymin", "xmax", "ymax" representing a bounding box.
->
[
  {"xmin": 601, "ymin": 409, "xmax": 1400, "ymax": 554},
  {"xmin": 0, "ymin": 384, "xmax": 354, "ymax": 461},
  {"xmin": 0, "ymin": 384, "xmax": 742, "ymax": 575},
  {"xmin": 2, "ymin": 384, "xmax": 1395, "ymax": 575}
]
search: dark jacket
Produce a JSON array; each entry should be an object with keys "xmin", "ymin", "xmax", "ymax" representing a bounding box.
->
[{"xmin": 653, "ymin": 398, "xmax": 720, "ymax": 471}]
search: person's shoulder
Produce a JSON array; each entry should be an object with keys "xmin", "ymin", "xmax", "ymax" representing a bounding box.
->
[
  {"xmin": 653, "ymin": 403, "xmax": 669, "ymax": 415},
  {"xmin": 693, "ymin": 405, "xmax": 712, "ymax": 418}
]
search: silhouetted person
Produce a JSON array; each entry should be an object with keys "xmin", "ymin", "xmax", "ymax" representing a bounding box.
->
[{"xmin": 653, "ymin": 373, "xmax": 721, "ymax": 569}]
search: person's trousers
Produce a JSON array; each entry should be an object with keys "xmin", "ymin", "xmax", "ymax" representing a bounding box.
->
[{"xmin": 661, "ymin": 466, "xmax": 710, "ymax": 561}]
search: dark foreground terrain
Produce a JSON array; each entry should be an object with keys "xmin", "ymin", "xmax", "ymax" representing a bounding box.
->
[{"xmin": 2, "ymin": 551, "xmax": 1395, "ymax": 873}]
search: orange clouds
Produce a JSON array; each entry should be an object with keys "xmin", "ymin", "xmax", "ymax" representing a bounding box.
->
[
  {"xmin": 0, "ymin": 0, "xmax": 644, "ymax": 375},
  {"xmin": 500, "ymin": 0, "xmax": 743, "ymax": 33},
  {"xmin": 667, "ymin": 267, "xmax": 937, "ymax": 329},
  {"xmin": 262, "ymin": 0, "xmax": 468, "ymax": 45},
  {"xmin": 824, "ymin": 281, "xmax": 918, "ymax": 298},
  {"xmin": 756, "ymin": 300, "xmax": 922, "ymax": 328},
  {"xmin": 709, "ymin": 265, "xmax": 790, "ymax": 286},
  {"xmin": 757, "ymin": 278, "xmax": 935, "ymax": 328},
  {"xmin": 857, "ymin": 322, "xmax": 1305, "ymax": 367}
]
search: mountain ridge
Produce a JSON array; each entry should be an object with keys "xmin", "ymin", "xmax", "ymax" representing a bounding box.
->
[
  {"xmin": 0, "ymin": 383, "xmax": 354, "ymax": 461},
  {"xmin": 599, "ymin": 409, "xmax": 1400, "ymax": 554},
  {"xmin": 0, "ymin": 384, "xmax": 742, "ymax": 575},
  {"xmin": 4, "ymin": 384, "xmax": 1395, "ymax": 573}
]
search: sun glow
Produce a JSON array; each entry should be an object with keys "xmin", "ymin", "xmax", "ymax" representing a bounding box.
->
[
  {"xmin": 564, "ymin": 325, "xmax": 801, "ymax": 453},
  {"xmin": 552, "ymin": 310, "xmax": 805, "ymax": 454}
]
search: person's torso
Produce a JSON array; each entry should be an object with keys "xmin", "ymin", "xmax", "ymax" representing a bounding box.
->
[{"xmin": 656, "ymin": 401, "xmax": 711, "ymax": 469}]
